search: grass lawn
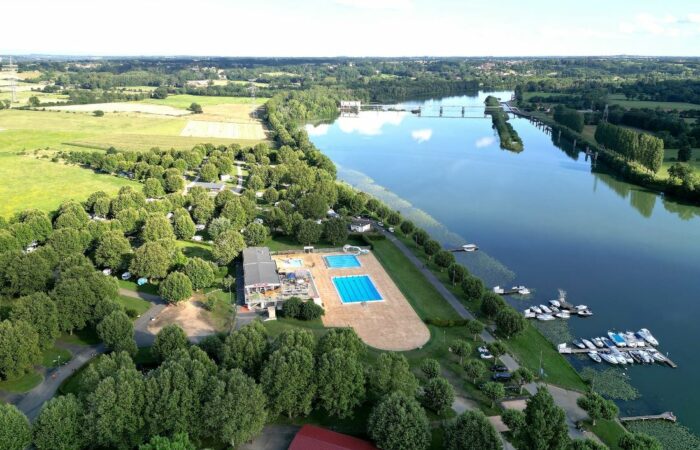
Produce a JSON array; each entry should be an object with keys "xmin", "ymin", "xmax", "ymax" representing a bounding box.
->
[
  {"xmin": 177, "ymin": 240, "xmax": 214, "ymax": 260},
  {"xmin": 522, "ymin": 91, "xmax": 572, "ymax": 102},
  {"xmin": 137, "ymin": 95, "xmax": 261, "ymax": 109},
  {"xmin": 118, "ymin": 279, "xmax": 160, "ymax": 296},
  {"xmin": 0, "ymin": 371, "xmax": 43, "ymax": 393},
  {"xmin": 659, "ymin": 148, "xmax": 700, "ymax": 179},
  {"xmin": 607, "ymin": 94, "xmax": 700, "ymax": 112},
  {"xmin": 263, "ymin": 234, "xmax": 366, "ymax": 253},
  {"xmin": 41, "ymin": 346, "xmax": 72, "ymax": 368},
  {"xmin": 116, "ymin": 294, "xmax": 151, "ymax": 317},
  {"xmin": 584, "ymin": 419, "xmax": 626, "ymax": 450},
  {"xmin": 58, "ymin": 327, "xmax": 101, "ymax": 346}
]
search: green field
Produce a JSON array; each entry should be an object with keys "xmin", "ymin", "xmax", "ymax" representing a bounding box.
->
[
  {"xmin": 137, "ymin": 94, "xmax": 262, "ymax": 109},
  {"xmin": 522, "ymin": 91, "xmax": 572, "ymax": 101},
  {"xmin": 659, "ymin": 148, "xmax": 700, "ymax": 179},
  {"xmin": 607, "ymin": 94, "xmax": 700, "ymax": 111},
  {"xmin": 41, "ymin": 346, "xmax": 72, "ymax": 368},
  {"xmin": 0, "ymin": 371, "xmax": 43, "ymax": 393},
  {"xmin": 116, "ymin": 295, "xmax": 151, "ymax": 317}
]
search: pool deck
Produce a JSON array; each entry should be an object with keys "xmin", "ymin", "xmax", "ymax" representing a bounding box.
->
[{"xmin": 273, "ymin": 251, "xmax": 430, "ymax": 351}]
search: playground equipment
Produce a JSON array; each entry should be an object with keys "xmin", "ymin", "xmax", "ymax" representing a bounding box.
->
[{"xmin": 343, "ymin": 245, "xmax": 369, "ymax": 255}]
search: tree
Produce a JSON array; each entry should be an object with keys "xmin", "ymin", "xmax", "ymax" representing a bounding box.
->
[
  {"xmin": 486, "ymin": 341, "xmax": 507, "ymax": 360},
  {"xmin": 97, "ymin": 310, "xmax": 137, "ymax": 356},
  {"xmin": 152, "ymin": 325, "xmax": 189, "ymax": 362},
  {"xmin": 316, "ymin": 349, "xmax": 365, "ymax": 418},
  {"xmin": 295, "ymin": 219, "xmax": 322, "ymax": 245},
  {"xmin": 262, "ymin": 187, "xmax": 279, "ymax": 204},
  {"xmin": 576, "ymin": 391, "xmax": 618, "ymax": 426},
  {"xmin": 208, "ymin": 217, "xmax": 232, "ymax": 240},
  {"xmin": 512, "ymin": 367, "xmax": 534, "ymax": 394},
  {"xmin": 142, "ymin": 215, "xmax": 175, "ymax": 241},
  {"xmin": 243, "ymin": 222, "xmax": 270, "ymax": 246},
  {"xmin": 495, "ymin": 308, "xmax": 526, "ymax": 338},
  {"xmin": 570, "ymin": 439, "xmax": 607, "ymax": 450},
  {"xmin": 173, "ymin": 211, "xmax": 196, "ymax": 240},
  {"xmin": 297, "ymin": 193, "xmax": 328, "ymax": 219},
  {"xmin": 677, "ymin": 144, "xmax": 692, "ymax": 162},
  {"xmin": 201, "ymin": 369, "xmax": 267, "ymax": 447},
  {"xmin": 400, "ymin": 220, "xmax": 415, "ymax": 235},
  {"xmin": 518, "ymin": 387, "xmax": 570, "ymax": 450},
  {"xmin": 200, "ymin": 163, "xmax": 219, "ymax": 182},
  {"xmin": 413, "ymin": 229, "xmax": 429, "ymax": 245},
  {"xmin": 47, "ymin": 227, "xmax": 89, "ymax": 258},
  {"xmin": 299, "ymin": 301, "xmax": 324, "ymax": 320},
  {"xmin": 461, "ymin": 276, "xmax": 484, "ymax": 301},
  {"xmin": 323, "ymin": 217, "xmax": 348, "ymax": 245},
  {"xmin": 423, "ymin": 239, "xmax": 441, "ymax": 259},
  {"xmin": 444, "ymin": 410, "xmax": 502, "ymax": 450},
  {"xmin": 553, "ymin": 105, "xmax": 584, "ymax": 132},
  {"xmin": 369, "ymin": 352, "xmax": 419, "ymax": 398},
  {"xmin": 481, "ymin": 381, "xmax": 505, "ymax": 407},
  {"xmin": 317, "ymin": 328, "xmax": 366, "ymax": 358},
  {"xmin": 448, "ymin": 263, "xmax": 468, "ymax": 285},
  {"xmin": 212, "ymin": 229, "xmax": 245, "ymax": 265},
  {"xmin": 28, "ymin": 95, "xmax": 41, "ymax": 107},
  {"xmin": 618, "ymin": 433, "xmax": 662, "ymax": 450},
  {"xmin": 501, "ymin": 408, "xmax": 525, "ymax": 434},
  {"xmin": 368, "ymin": 392, "xmax": 430, "ymax": 450},
  {"xmin": 220, "ymin": 321, "xmax": 268, "ymax": 378},
  {"xmin": 93, "ymin": 109, "xmax": 105, "ymax": 117},
  {"xmin": 32, "ymin": 394, "xmax": 85, "ymax": 450},
  {"xmin": 271, "ymin": 328, "xmax": 316, "ymax": 354},
  {"xmin": 144, "ymin": 178, "xmax": 165, "ymax": 198},
  {"xmin": 0, "ymin": 403, "xmax": 31, "ymax": 450},
  {"xmin": 420, "ymin": 358, "xmax": 441, "ymax": 379},
  {"xmin": 188, "ymin": 103, "xmax": 203, "ymax": 114},
  {"xmin": 261, "ymin": 347, "xmax": 316, "ymax": 418},
  {"xmin": 421, "ymin": 376, "xmax": 455, "ymax": 414},
  {"xmin": 451, "ymin": 339, "xmax": 471, "ymax": 364},
  {"xmin": 159, "ymin": 272, "xmax": 193, "ymax": 304},
  {"xmin": 183, "ymin": 257, "xmax": 215, "ymax": 290},
  {"xmin": 140, "ymin": 433, "xmax": 196, "ymax": 450},
  {"xmin": 481, "ymin": 291, "xmax": 505, "ymax": 318},
  {"xmin": 463, "ymin": 359, "xmax": 486, "ymax": 384},
  {"xmin": 282, "ymin": 297, "xmax": 303, "ymax": 319},
  {"xmin": 434, "ymin": 250, "xmax": 456, "ymax": 271},
  {"xmin": 10, "ymin": 292, "xmax": 59, "ymax": 350},
  {"xmin": 130, "ymin": 241, "xmax": 172, "ymax": 279},
  {"xmin": 0, "ymin": 320, "xmax": 41, "ymax": 380},
  {"xmin": 152, "ymin": 86, "xmax": 168, "ymax": 99},
  {"xmin": 465, "ymin": 319, "xmax": 484, "ymax": 341},
  {"xmin": 95, "ymin": 230, "xmax": 132, "ymax": 270}
]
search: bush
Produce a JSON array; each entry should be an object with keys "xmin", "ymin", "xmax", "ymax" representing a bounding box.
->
[
  {"xmin": 299, "ymin": 301, "xmax": 324, "ymax": 320},
  {"xmin": 282, "ymin": 297, "xmax": 303, "ymax": 318},
  {"xmin": 93, "ymin": 110, "xmax": 104, "ymax": 117},
  {"xmin": 424, "ymin": 318, "xmax": 469, "ymax": 327},
  {"xmin": 282, "ymin": 297, "xmax": 324, "ymax": 321}
]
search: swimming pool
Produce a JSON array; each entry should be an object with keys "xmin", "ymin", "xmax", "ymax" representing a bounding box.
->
[
  {"xmin": 324, "ymin": 254, "xmax": 361, "ymax": 268},
  {"xmin": 333, "ymin": 275, "xmax": 383, "ymax": 303},
  {"xmin": 285, "ymin": 258, "xmax": 304, "ymax": 268}
]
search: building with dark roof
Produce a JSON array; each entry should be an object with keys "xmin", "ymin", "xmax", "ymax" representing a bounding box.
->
[
  {"xmin": 242, "ymin": 247, "xmax": 281, "ymax": 309},
  {"xmin": 289, "ymin": 425, "xmax": 378, "ymax": 450}
]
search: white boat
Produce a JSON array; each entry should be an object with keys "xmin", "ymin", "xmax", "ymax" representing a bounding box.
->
[
  {"xmin": 638, "ymin": 351, "xmax": 654, "ymax": 364},
  {"xmin": 531, "ymin": 306, "xmax": 542, "ymax": 314},
  {"xmin": 537, "ymin": 314, "xmax": 555, "ymax": 321},
  {"xmin": 540, "ymin": 305, "xmax": 552, "ymax": 314},
  {"xmin": 575, "ymin": 305, "xmax": 589, "ymax": 311},
  {"xmin": 611, "ymin": 349, "xmax": 627, "ymax": 364},
  {"xmin": 549, "ymin": 299, "xmax": 561, "ymax": 308},
  {"xmin": 573, "ymin": 339, "xmax": 586, "ymax": 349},
  {"xmin": 462, "ymin": 244, "xmax": 479, "ymax": 252},
  {"xmin": 608, "ymin": 332, "xmax": 627, "ymax": 347},
  {"xmin": 638, "ymin": 328, "xmax": 659, "ymax": 346},
  {"xmin": 600, "ymin": 353, "xmax": 618, "ymax": 365},
  {"xmin": 623, "ymin": 332, "xmax": 642, "ymax": 348},
  {"xmin": 555, "ymin": 312, "xmax": 570, "ymax": 319},
  {"xmin": 550, "ymin": 306, "xmax": 560, "ymax": 313},
  {"xmin": 588, "ymin": 352, "xmax": 602, "ymax": 363},
  {"xmin": 582, "ymin": 339, "xmax": 596, "ymax": 350},
  {"xmin": 493, "ymin": 286, "xmax": 505, "ymax": 294},
  {"xmin": 592, "ymin": 337, "xmax": 604, "ymax": 348},
  {"xmin": 577, "ymin": 309, "xmax": 593, "ymax": 317},
  {"xmin": 523, "ymin": 309, "xmax": 536, "ymax": 319},
  {"xmin": 518, "ymin": 287, "xmax": 531, "ymax": 295},
  {"xmin": 648, "ymin": 350, "xmax": 666, "ymax": 363}
]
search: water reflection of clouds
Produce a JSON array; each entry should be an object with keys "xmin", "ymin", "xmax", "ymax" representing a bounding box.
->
[
  {"xmin": 475, "ymin": 136, "xmax": 495, "ymax": 148},
  {"xmin": 411, "ymin": 129, "xmax": 433, "ymax": 143},
  {"xmin": 336, "ymin": 111, "xmax": 407, "ymax": 136},
  {"xmin": 305, "ymin": 123, "xmax": 331, "ymax": 136}
]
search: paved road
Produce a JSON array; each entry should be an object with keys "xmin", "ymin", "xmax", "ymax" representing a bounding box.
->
[
  {"xmin": 12, "ymin": 289, "xmax": 164, "ymax": 420},
  {"xmin": 232, "ymin": 162, "xmax": 244, "ymax": 194},
  {"xmin": 240, "ymin": 425, "xmax": 299, "ymax": 450},
  {"xmin": 376, "ymin": 225, "xmax": 594, "ymax": 438}
]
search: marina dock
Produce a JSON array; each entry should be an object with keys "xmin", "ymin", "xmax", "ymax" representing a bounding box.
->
[
  {"xmin": 620, "ymin": 412, "xmax": 677, "ymax": 423},
  {"xmin": 558, "ymin": 345, "xmax": 677, "ymax": 368}
]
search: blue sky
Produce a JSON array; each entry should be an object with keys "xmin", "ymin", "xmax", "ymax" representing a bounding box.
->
[{"xmin": 1, "ymin": 0, "xmax": 699, "ymax": 56}]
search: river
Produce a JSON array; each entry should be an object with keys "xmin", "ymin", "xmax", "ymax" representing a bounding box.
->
[{"xmin": 306, "ymin": 92, "xmax": 700, "ymax": 433}]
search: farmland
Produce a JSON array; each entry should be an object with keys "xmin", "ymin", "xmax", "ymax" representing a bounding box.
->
[{"xmin": 0, "ymin": 95, "xmax": 269, "ymax": 217}]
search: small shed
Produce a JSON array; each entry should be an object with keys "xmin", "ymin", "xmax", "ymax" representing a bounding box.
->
[{"xmin": 350, "ymin": 219, "xmax": 372, "ymax": 233}]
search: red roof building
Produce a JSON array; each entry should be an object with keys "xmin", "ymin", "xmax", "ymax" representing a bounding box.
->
[{"xmin": 288, "ymin": 425, "xmax": 378, "ymax": 450}]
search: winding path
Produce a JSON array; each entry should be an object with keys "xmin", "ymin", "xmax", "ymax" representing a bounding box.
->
[{"xmin": 10, "ymin": 288, "xmax": 164, "ymax": 420}]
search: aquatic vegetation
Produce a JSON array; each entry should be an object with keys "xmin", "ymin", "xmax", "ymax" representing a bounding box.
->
[
  {"xmin": 533, "ymin": 320, "xmax": 573, "ymax": 347},
  {"xmin": 625, "ymin": 420, "xmax": 700, "ymax": 450},
  {"xmin": 580, "ymin": 368, "xmax": 639, "ymax": 401}
]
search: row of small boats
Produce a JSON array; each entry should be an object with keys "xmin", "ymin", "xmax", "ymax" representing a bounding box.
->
[
  {"xmin": 586, "ymin": 348, "xmax": 667, "ymax": 365},
  {"xmin": 494, "ymin": 285, "xmax": 531, "ymax": 295},
  {"xmin": 523, "ymin": 299, "xmax": 593, "ymax": 321},
  {"xmin": 574, "ymin": 329, "xmax": 665, "ymax": 365}
]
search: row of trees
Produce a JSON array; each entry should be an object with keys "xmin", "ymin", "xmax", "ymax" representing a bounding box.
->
[
  {"xmin": 594, "ymin": 122, "xmax": 665, "ymax": 173},
  {"xmin": 484, "ymin": 96, "xmax": 523, "ymax": 152},
  {"xmin": 553, "ymin": 105, "xmax": 585, "ymax": 132}
]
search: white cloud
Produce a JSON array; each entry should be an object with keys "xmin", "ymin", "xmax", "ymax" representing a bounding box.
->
[
  {"xmin": 410, "ymin": 129, "xmax": 432, "ymax": 143},
  {"xmin": 619, "ymin": 13, "xmax": 697, "ymax": 38},
  {"xmin": 334, "ymin": 0, "xmax": 412, "ymax": 10},
  {"xmin": 475, "ymin": 136, "xmax": 495, "ymax": 148},
  {"xmin": 336, "ymin": 111, "xmax": 406, "ymax": 136},
  {"xmin": 304, "ymin": 123, "xmax": 330, "ymax": 136}
]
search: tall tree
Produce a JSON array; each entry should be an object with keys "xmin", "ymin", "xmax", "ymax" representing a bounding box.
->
[
  {"xmin": 10, "ymin": 292, "xmax": 59, "ymax": 350},
  {"xmin": 369, "ymin": 352, "xmax": 419, "ymax": 398},
  {"xmin": 316, "ymin": 348, "xmax": 365, "ymax": 418},
  {"xmin": 159, "ymin": 272, "xmax": 193, "ymax": 304},
  {"xmin": 97, "ymin": 311, "xmax": 137, "ymax": 356},
  {"xmin": 518, "ymin": 387, "xmax": 570, "ymax": 450},
  {"xmin": 95, "ymin": 231, "xmax": 132, "ymax": 271},
  {"xmin": 183, "ymin": 257, "xmax": 215, "ymax": 291},
  {"xmin": 139, "ymin": 433, "xmax": 196, "ymax": 450},
  {"xmin": 576, "ymin": 391, "xmax": 618, "ymax": 426},
  {"xmin": 317, "ymin": 327, "xmax": 366, "ymax": 358},
  {"xmin": 444, "ymin": 410, "xmax": 502, "ymax": 450},
  {"xmin": 618, "ymin": 432, "xmax": 662, "ymax": 450},
  {"xmin": 495, "ymin": 308, "xmax": 526, "ymax": 339},
  {"xmin": 32, "ymin": 394, "xmax": 85, "ymax": 450},
  {"xmin": 220, "ymin": 321, "xmax": 269, "ymax": 378},
  {"xmin": 0, "ymin": 403, "xmax": 31, "ymax": 450},
  {"xmin": 152, "ymin": 324, "xmax": 189, "ymax": 362},
  {"xmin": 0, "ymin": 320, "xmax": 41, "ymax": 380},
  {"xmin": 261, "ymin": 347, "xmax": 316, "ymax": 418},
  {"xmin": 368, "ymin": 392, "xmax": 430, "ymax": 450},
  {"xmin": 421, "ymin": 376, "xmax": 455, "ymax": 414},
  {"xmin": 212, "ymin": 230, "xmax": 246, "ymax": 265}
]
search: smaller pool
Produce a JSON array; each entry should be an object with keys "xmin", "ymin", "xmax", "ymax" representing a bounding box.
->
[
  {"xmin": 324, "ymin": 254, "xmax": 361, "ymax": 269},
  {"xmin": 333, "ymin": 275, "xmax": 383, "ymax": 303},
  {"xmin": 285, "ymin": 258, "xmax": 304, "ymax": 268}
]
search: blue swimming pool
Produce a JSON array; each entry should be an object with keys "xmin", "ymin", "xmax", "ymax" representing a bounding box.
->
[
  {"xmin": 333, "ymin": 275, "xmax": 383, "ymax": 303},
  {"xmin": 324, "ymin": 254, "xmax": 361, "ymax": 268}
]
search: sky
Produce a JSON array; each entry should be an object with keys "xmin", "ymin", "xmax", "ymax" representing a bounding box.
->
[{"xmin": 1, "ymin": 0, "xmax": 699, "ymax": 57}]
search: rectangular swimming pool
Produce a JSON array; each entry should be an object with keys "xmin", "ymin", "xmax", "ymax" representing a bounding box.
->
[
  {"xmin": 333, "ymin": 275, "xmax": 383, "ymax": 303},
  {"xmin": 324, "ymin": 254, "xmax": 361, "ymax": 269}
]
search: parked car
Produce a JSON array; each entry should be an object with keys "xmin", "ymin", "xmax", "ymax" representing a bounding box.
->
[
  {"xmin": 478, "ymin": 346, "xmax": 494, "ymax": 360},
  {"xmin": 491, "ymin": 364, "xmax": 508, "ymax": 372},
  {"xmin": 492, "ymin": 372, "xmax": 512, "ymax": 382}
]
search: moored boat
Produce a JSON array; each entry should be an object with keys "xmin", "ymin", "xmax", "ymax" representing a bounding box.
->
[
  {"xmin": 531, "ymin": 305, "xmax": 542, "ymax": 314},
  {"xmin": 601, "ymin": 337, "xmax": 615, "ymax": 348},
  {"xmin": 582, "ymin": 339, "xmax": 596, "ymax": 350},
  {"xmin": 555, "ymin": 312, "xmax": 570, "ymax": 319},
  {"xmin": 588, "ymin": 352, "xmax": 602, "ymax": 363},
  {"xmin": 573, "ymin": 339, "xmax": 586, "ymax": 349},
  {"xmin": 549, "ymin": 299, "xmax": 561, "ymax": 308},
  {"xmin": 638, "ymin": 328, "xmax": 659, "ymax": 346},
  {"xmin": 608, "ymin": 332, "xmax": 626, "ymax": 347},
  {"xmin": 600, "ymin": 353, "xmax": 618, "ymax": 365},
  {"xmin": 540, "ymin": 304, "xmax": 552, "ymax": 314},
  {"xmin": 592, "ymin": 337, "xmax": 604, "ymax": 348},
  {"xmin": 537, "ymin": 314, "xmax": 555, "ymax": 321}
]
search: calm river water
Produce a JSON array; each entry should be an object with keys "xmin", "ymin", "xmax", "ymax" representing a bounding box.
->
[{"xmin": 307, "ymin": 92, "xmax": 700, "ymax": 433}]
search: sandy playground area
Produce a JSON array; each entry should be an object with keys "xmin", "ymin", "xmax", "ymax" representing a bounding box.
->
[
  {"xmin": 148, "ymin": 300, "xmax": 217, "ymax": 343},
  {"xmin": 273, "ymin": 251, "xmax": 430, "ymax": 351}
]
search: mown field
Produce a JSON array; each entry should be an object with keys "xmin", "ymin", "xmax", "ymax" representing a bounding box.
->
[
  {"xmin": 0, "ymin": 95, "xmax": 269, "ymax": 217},
  {"xmin": 606, "ymin": 94, "xmax": 700, "ymax": 111}
]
